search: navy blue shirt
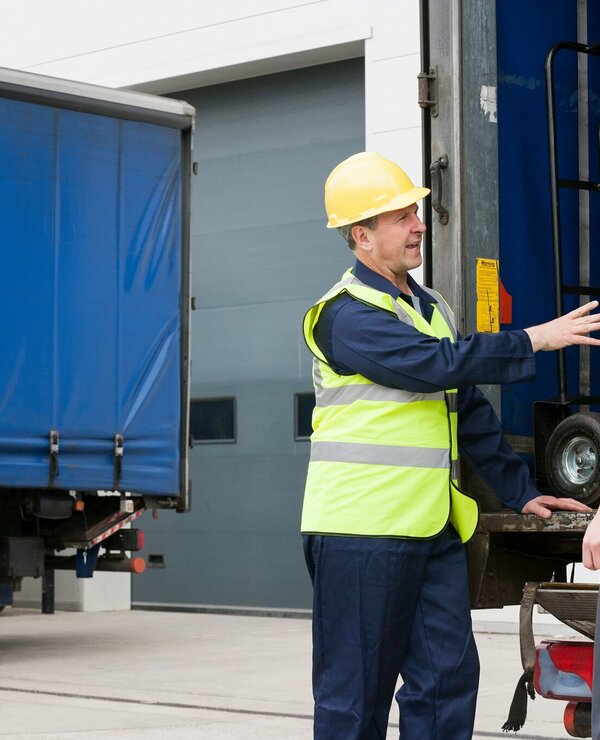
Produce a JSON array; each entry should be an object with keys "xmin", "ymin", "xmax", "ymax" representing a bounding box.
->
[{"xmin": 313, "ymin": 260, "xmax": 540, "ymax": 512}]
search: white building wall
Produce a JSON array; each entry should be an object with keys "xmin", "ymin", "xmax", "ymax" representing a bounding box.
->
[
  {"xmin": 3, "ymin": 0, "xmax": 426, "ymax": 614},
  {"xmin": 1, "ymin": 1, "xmax": 425, "ymax": 284},
  {"xmin": 3, "ymin": 1, "xmax": 590, "ymax": 634}
]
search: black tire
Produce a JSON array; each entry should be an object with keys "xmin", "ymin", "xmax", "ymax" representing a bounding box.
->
[{"xmin": 546, "ymin": 412, "xmax": 600, "ymax": 505}]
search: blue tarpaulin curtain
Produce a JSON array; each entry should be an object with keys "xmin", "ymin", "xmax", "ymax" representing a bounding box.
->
[
  {"xmin": 0, "ymin": 97, "xmax": 183, "ymax": 495},
  {"xmin": 497, "ymin": 0, "xmax": 600, "ymax": 436}
]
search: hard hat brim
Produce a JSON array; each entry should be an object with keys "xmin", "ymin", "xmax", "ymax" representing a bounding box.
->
[{"xmin": 326, "ymin": 186, "xmax": 431, "ymax": 228}]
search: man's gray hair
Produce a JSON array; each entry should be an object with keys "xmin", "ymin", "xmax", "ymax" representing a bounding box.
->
[{"xmin": 337, "ymin": 216, "xmax": 379, "ymax": 251}]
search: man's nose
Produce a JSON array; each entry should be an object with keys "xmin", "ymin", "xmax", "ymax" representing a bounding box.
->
[{"xmin": 413, "ymin": 216, "xmax": 426, "ymax": 232}]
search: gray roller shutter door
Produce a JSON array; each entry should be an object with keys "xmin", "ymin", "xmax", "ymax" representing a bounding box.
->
[{"xmin": 133, "ymin": 58, "xmax": 364, "ymax": 610}]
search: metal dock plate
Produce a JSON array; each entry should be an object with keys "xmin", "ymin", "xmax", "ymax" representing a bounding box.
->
[{"xmin": 535, "ymin": 583, "xmax": 598, "ymax": 639}]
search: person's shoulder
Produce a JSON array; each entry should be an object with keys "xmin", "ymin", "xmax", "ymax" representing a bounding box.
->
[
  {"xmin": 318, "ymin": 292, "xmax": 380, "ymax": 337},
  {"xmin": 328, "ymin": 291, "xmax": 381, "ymax": 320},
  {"xmin": 320, "ymin": 292, "xmax": 355, "ymax": 324},
  {"xmin": 328, "ymin": 292, "xmax": 400, "ymax": 343}
]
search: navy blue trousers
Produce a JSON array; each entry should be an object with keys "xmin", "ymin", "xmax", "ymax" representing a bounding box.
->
[{"xmin": 303, "ymin": 526, "xmax": 480, "ymax": 739}]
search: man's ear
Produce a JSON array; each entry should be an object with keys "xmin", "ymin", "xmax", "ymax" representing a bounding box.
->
[{"xmin": 351, "ymin": 224, "xmax": 372, "ymax": 251}]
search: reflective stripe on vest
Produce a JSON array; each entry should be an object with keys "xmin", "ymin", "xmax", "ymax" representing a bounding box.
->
[
  {"xmin": 301, "ymin": 270, "xmax": 479, "ymax": 542},
  {"xmin": 310, "ymin": 440, "xmax": 451, "ymax": 468}
]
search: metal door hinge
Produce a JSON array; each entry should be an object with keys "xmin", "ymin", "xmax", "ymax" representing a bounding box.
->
[{"xmin": 418, "ymin": 67, "xmax": 438, "ymax": 117}]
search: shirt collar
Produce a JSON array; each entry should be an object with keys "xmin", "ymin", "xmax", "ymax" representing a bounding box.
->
[{"xmin": 352, "ymin": 259, "xmax": 437, "ymax": 304}]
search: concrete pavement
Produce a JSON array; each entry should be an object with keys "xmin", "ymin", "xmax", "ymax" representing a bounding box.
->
[{"xmin": 0, "ymin": 607, "xmax": 576, "ymax": 738}]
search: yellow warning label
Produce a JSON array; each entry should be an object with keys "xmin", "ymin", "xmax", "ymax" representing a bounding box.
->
[{"xmin": 476, "ymin": 258, "xmax": 500, "ymax": 333}]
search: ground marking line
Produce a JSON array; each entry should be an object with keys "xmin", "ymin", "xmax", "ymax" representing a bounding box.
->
[{"xmin": 0, "ymin": 685, "xmax": 312, "ymax": 721}]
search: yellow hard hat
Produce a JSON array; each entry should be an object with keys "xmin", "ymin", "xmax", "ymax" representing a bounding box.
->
[{"xmin": 324, "ymin": 152, "xmax": 430, "ymax": 228}]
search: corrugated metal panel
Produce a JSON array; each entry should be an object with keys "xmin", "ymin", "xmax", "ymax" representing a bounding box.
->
[{"xmin": 134, "ymin": 58, "xmax": 364, "ymax": 609}]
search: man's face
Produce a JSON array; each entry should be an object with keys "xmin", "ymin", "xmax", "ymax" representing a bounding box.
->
[{"xmin": 354, "ymin": 204, "xmax": 426, "ymax": 279}]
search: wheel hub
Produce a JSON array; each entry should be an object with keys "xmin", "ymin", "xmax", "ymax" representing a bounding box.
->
[{"xmin": 562, "ymin": 436, "xmax": 597, "ymax": 485}]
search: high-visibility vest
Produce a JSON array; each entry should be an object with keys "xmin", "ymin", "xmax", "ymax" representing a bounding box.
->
[{"xmin": 301, "ymin": 269, "xmax": 479, "ymax": 543}]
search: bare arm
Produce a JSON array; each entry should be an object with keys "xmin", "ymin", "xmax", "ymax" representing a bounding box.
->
[{"xmin": 583, "ymin": 509, "xmax": 600, "ymax": 570}]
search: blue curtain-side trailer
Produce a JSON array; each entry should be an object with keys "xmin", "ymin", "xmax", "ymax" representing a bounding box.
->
[{"xmin": 0, "ymin": 68, "xmax": 194, "ymax": 612}]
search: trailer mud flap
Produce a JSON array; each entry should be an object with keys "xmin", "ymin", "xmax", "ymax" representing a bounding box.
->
[{"xmin": 502, "ymin": 582, "xmax": 538, "ymax": 732}]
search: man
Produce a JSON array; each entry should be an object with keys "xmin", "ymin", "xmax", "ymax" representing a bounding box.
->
[{"xmin": 301, "ymin": 151, "xmax": 600, "ymax": 740}]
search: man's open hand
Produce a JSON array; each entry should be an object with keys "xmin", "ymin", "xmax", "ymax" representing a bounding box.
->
[
  {"xmin": 524, "ymin": 300, "xmax": 600, "ymax": 351},
  {"xmin": 521, "ymin": 495, "xmax": 592, "ymax": 518}
]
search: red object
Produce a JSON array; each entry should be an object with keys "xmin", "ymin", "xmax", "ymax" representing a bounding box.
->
[
  {"xmin": 499, "ymin": 279, "xmax": 513, "ymax": 324},
  {"xmin": 534, "ymin": 640, "xmax": 594, "ymax": 700},
  {"xmin": 136, "ymin": 530, "xmax": 145, "ymax": 550},
  {"xmin": 547, "ymin": 642, "xmax": 593, "ymax": 690},
  {"xmin": 563, "ymin": 701, "xmax": 592, "ymax": 737},
  {"xmin": 131, "ymin": 557, "xmax": 146, "ymax": 574},
  {"xmin": 563, "ymin": 702, "xmax": 578, "ymax": 734}
]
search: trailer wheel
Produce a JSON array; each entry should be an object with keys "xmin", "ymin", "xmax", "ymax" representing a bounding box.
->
[{"xmin": 546, "ymin": 412, "xmax": 600, "ymax": 504}]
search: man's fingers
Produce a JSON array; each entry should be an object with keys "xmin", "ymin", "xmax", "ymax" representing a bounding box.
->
[
  {"xmin": 567, "ymin": 300, "xmax": 599, "ymax": 317},
  {"xmin": 530, "ymin": 503, "xmax": 552, "ymax": 518},
  {"xmin": 536, "ymin": 496, "xmax": 592, "ymax": 512},
  {"xmin": 583, "ymin": 550, "xmax": 598, "ymax": 570},
  {"xmin": 573, "ymin": 317, "xmax": 600, "ymax": 330},
  {"xmin": 523, "ymin": 496, "xmax": 593, "ymax": 517},
  {"xmin": 583, "ymin": 543, "xmax": 600, "ymax": 571},
  {"xmin": 554, "ymin": 498, "xmax": 593, "ymax": 512},
  {"xmin": 576, "ymin": 337, "xmax": 600, "ymax": 346}
]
